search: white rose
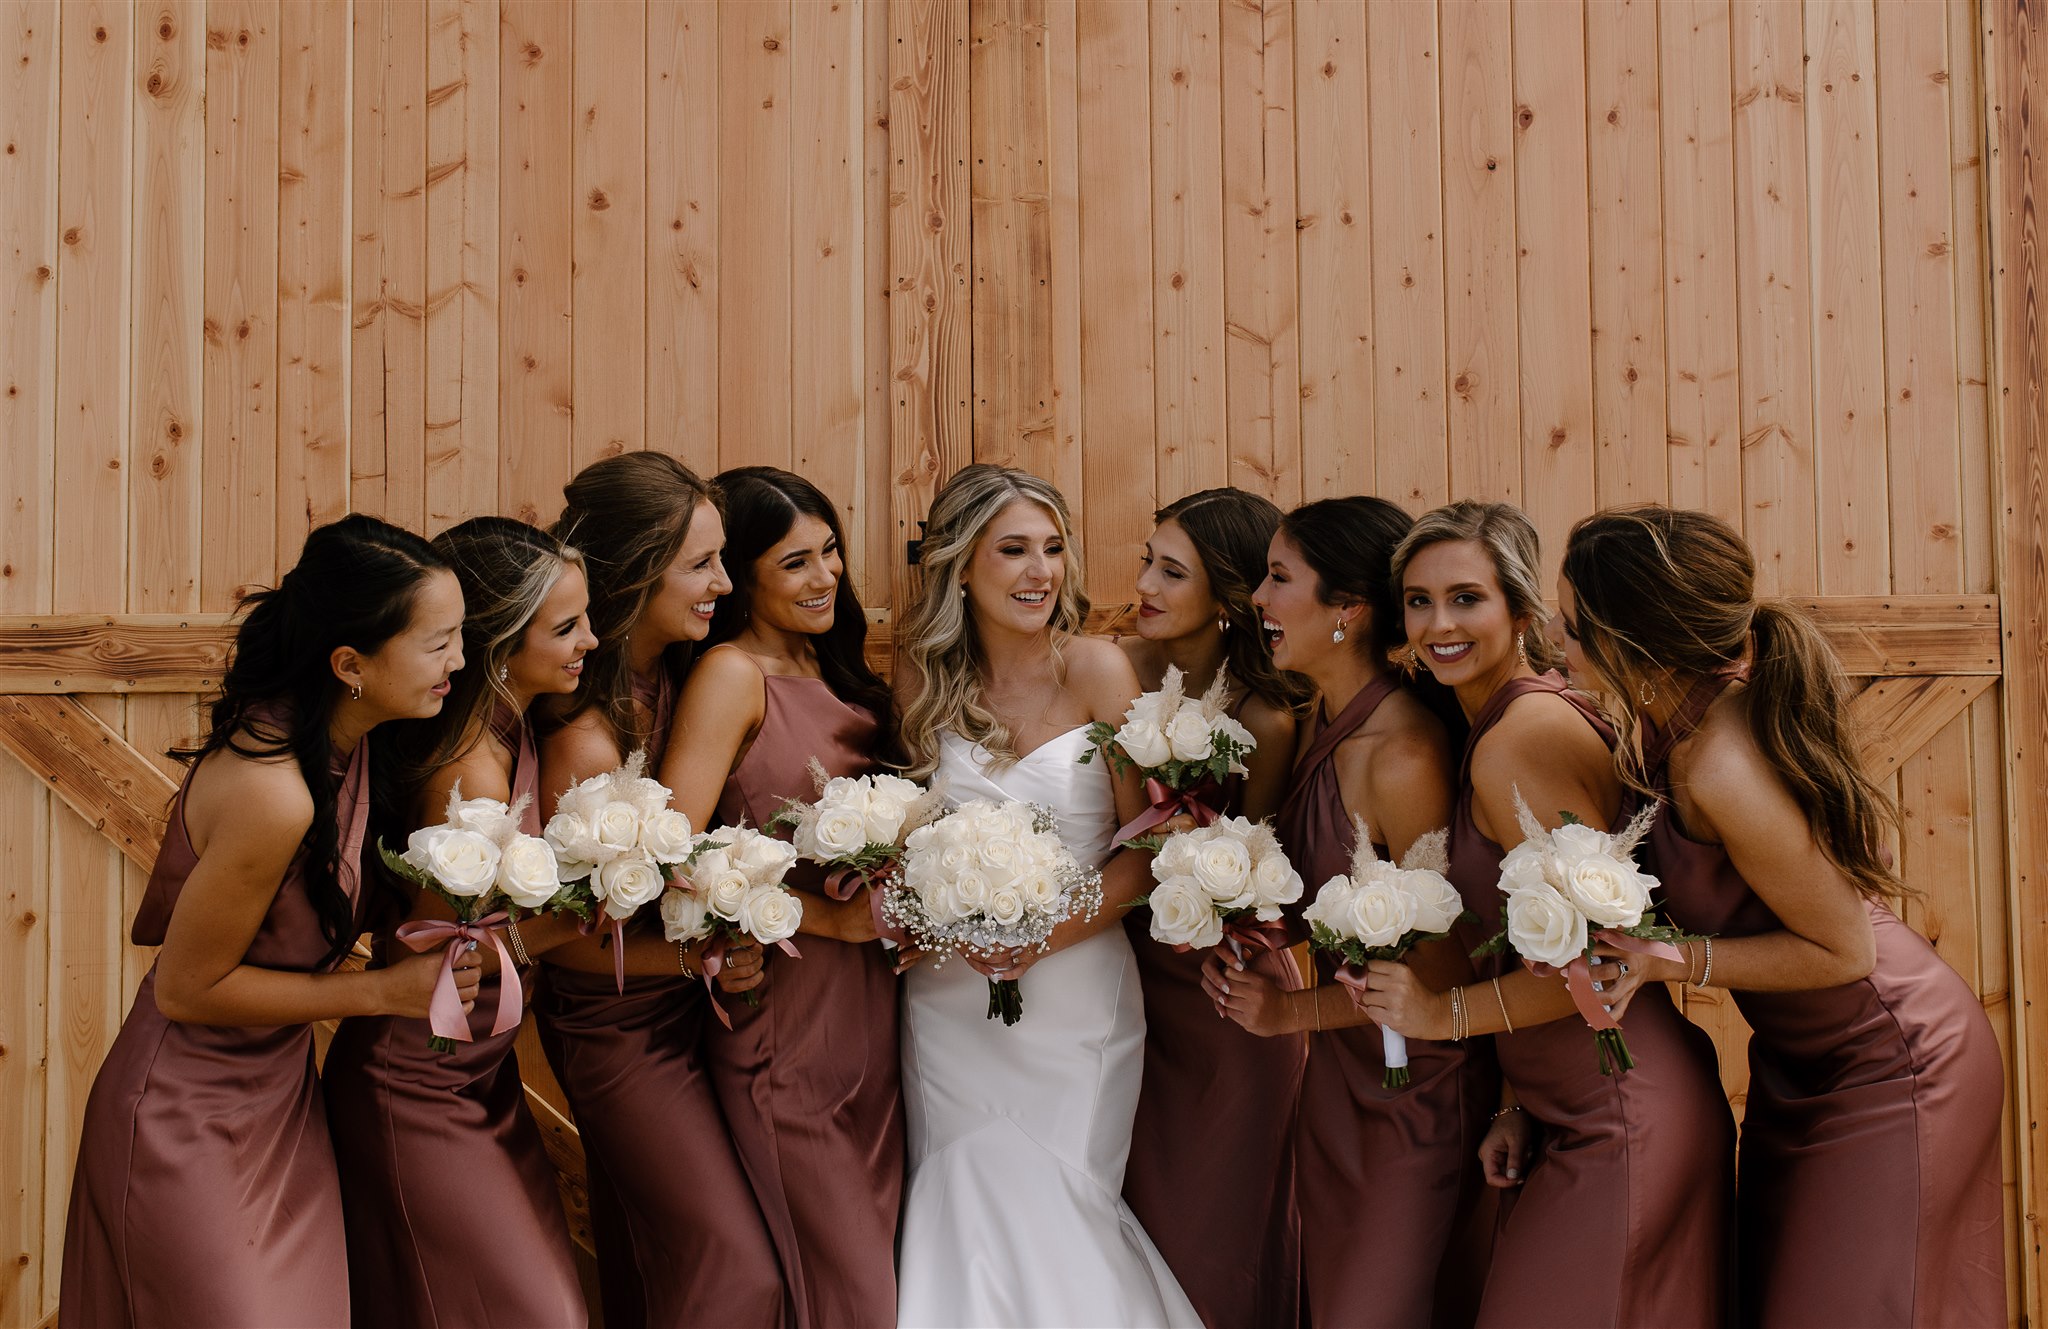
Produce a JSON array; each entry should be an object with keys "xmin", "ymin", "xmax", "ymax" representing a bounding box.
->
[
  {"xmin": 809, "ymin": 807, "xmax": 871, "ymax": 860},
  {"xmin": 1504, "ymin": 879, "xmax": 1589, "ymax": 969},
  {"xmin": 936, "ymin": 841, "xmax": 973, "ymax": 875},
  {"xmin": 1403, "ymin": 868, "xmax": 1465, "ymax": 936},
  {"xmin": 1342, "ymin": 872, "xmax": 1417, "ymax": 949},
  {"xmin": 1148, "ymin": 878, "xmax": 1224, "ymax": 949},
  {"xmin": 1190, "ymin": 835, "xmax": 1255, "ymax": 906},
  {"xmin": 1117, "ymin": 717, "xmax": 1173, "ymax": 769},
  {"xmin": 697, "ymin": 860, "xmax": 754, "ymax": 921},
  {"xmin": 639, "ymin": 809, "xmax": 695, "ymax": 864},
  {"xmin": 495, "ymin": 834, "xmax": 563, "ymax": 909},
  {"xmin": 543, "ymin": 812, "xmax": 603, "ymax": 873},
  {"xmin": 553, "ymin": 774, "xmax": 610, "ymax": 823},
  {"xmin": 1300, "ymin": 877, "xmax": 1354, "ymax": 934},
  {"xmin": 1498, "ymin": 840, "xmax": 1553, "ymax": 896},
  {"xmin": 737, "ymin": 885, "xmax": 803, "ymax": 944},
  {"xmin": 1126, "ymin": 691, "xmax": 1168, "ymax": 727},
  {"xmin": 1153, "ymin": 834, "xmax": 1199, "ymax": 879},
  {"xmin": 863, "ymin": 792, "xmax": 910, "ymax": 846},
  {"xmin": 1548, "ymin": 821, "xmax": 1612, "ymax": 871},
  {"xmin": 1167, "ymin": 709, "xmax": 1216, "ymax": 763},
  {"xmin": 660, "ymin": 887, "xmax": 713, "ymax": 943},
  {"xmin": 1015, "ymin": 868, "xmax": 1061, "ymax": 909},
  {"xmin": 984, "ymin": 882, "xmax": 1026, "ymax": 927},
  {"xmin": 1214, "ymin": 713, "xmax": 1256, "ymax": 752},
  {"xmin": 736, "ymin": 833, "xmax": 798, "ymax": 883},
  {"xmin": 596, "ymin": 855, "xmax": 666, "ymax": 919},
  {"xmin": 450, "ymin": 797, "xmax": 520, "ymax": 844},
  {"xmin": 408, "ymin": 825, "xmax": 502, "ymax": 898},
  {"xmin": 1560, "ymin": 853, "xmax": 1653, "ymax": 928},
  {"xmin": 927, "ymin": 865, "xmax": 989, "ymax": 922},
  {"xmin": 619, "ymin": 774, "xmax": 673, "ymax": 820},
  {"xmin": 592, "ymin": 801, "xmax": 643, "ymax": 857},
  {"xmin": 1251, "ymin": 850, "xmax": 1305, "ymax": 911}
]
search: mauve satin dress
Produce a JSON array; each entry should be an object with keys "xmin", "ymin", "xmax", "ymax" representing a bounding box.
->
[
  {"xmin": 1123, "ymin": 690, "xmax": 1306, "ymax": 1329},
  {"xmin": 1448, "ymin": 672, "xmax": 1732, "ymax": 1329},
  {"xmin": 60, "ymin": 736, "xmax": 372, "ymax": 1329},
  {"xmin": 705, "ymin": 669, "xmax": 904, "ymax": 1329},
  {"xmin": 535, "ymin": 666, "xmax": 785, "ymax": 1329},
  {"xmin": 323, "ymin": 707, "xmax": 584, "ymax": 1327},
  {"xmin": 1642, "ymin": 673, "xmax": 2005, "ymax": 1327},
  {"xmin": 1278, "ymin": 675, "xmax": 1497, "ymax": 1329}
]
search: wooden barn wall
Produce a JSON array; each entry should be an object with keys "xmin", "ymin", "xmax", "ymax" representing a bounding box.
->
[{"xmin": 0, "ymin": 0, "xmax": 2032, "ymax": 1324}]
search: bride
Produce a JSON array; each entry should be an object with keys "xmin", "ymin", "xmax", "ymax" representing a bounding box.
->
[{"xmin": 892, "ymin": 464, "xmax": 1201, "ymax": 1328}]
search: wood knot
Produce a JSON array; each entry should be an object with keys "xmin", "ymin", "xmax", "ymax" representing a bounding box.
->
[
  {"xmin": 159, "ymin": 18, "xmax": 174, "ymax": 40},
  {"xmin": 763, "ymin": 36, "xmax": 780, "ymax": 50},
  {"xmin": 1485, "ymin": 157, "xmax": 1498, "ymax": 171},
  {"xmin": 1169, "ymin": 271, "xmax": 1185, "ymax": 290},
  {"xmin": 1516, "ymin": 106, "xmax": 1533, "ymax": 129},
  {"xmin": 588, "ymin": 188, "xmax": 610, "ymax": 211},
  {"xmin": 145, "ymin": 72, "xmax": 164, "ymax": 96},
  {"xmin": 94, "ymin": 26, "xmax": 107, "ymax": 42}
]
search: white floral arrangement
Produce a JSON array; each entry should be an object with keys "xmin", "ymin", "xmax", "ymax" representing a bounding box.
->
[
  {"xmin": 538, "ymin": 751, "xmax": 696, "ymax": 990},
  {"xmin": 1300, "ymin": 823, "xmax": 1466, "ymax": 1087},
  {"xmin": 770, "ymin": 765, "xmax": 949, "ymax": 947},
  {"xmin": 1079, "ymin": 665, "xmax": 1257, "ymax": 842},
  {"xmin": 660, "ymin": 824, "xmax": 805, "ymax": 950},
  {"xmin": 1474, "ymin": 792, "xmax": 1696, "ymax": 1075},
  {"xmin": 1141, "ymin": 815, "xmax": 1303, "ymax": 952},
  {"xmin": 883, "ymin": 797, "xmax": 1105, "ymax": 1026}
]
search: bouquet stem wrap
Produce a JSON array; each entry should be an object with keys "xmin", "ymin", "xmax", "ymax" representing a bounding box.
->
[
  {"xmin": 395, "ymin": 912, "xmax": 522, "ymax": 1049},
  {"xmin": 699, "ymin": 934, "xmax": 803, "ymax": 1029},
  {"xmin": 1333, "ymin": 963, "xmax": 1413, "ymax": 1088},
  {"xmin": 823, "ymin": 864, "xmax": 911, "ymax": 948},
  {"xmin": 1114, "ymin": 776, "xmax": 1222, "ymax": 845},
  {"xmin": 1540, "ymin": 930, "xmax": 1687, "ymax": 1076}
]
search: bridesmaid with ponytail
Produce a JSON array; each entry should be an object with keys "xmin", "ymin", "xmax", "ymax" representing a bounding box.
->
[
  {"xmin": 61, "ymin": 516, "xmax": 475, "ymax": 1328},
  {"xmin": 533, "ymin": 452, "xmax": 783, "ymax": 1329},
  {"xmin": 1115, "ymin": 487, "xmax": 1310, "ymax": 1329},
  {"xmin": 1559, "ymin": 507, "xmax": 2004, "ymax": 1328},
  {"xmin": 323, "ymin": 518, "xmax": 596, "ymax": 1327}
]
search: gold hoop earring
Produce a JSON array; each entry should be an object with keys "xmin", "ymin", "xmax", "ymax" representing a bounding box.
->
[
  {"xmin": 350, "ymin": 684, "xmax": 362, "ymax": 702},
  {"xmin": 1637, "ymin": 677, "xmax": 1656, "ymax": 707}
]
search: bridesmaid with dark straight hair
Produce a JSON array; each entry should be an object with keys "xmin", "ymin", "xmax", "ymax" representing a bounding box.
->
[
  {"xmin": 1358, "ymin": 500, "xmax": 1732, "ymax": 1329},
  {"xmin": 661, "ymin": 466, "xmax": 906, "ymax": 1329},
  {"xmin": 1560, "ymin": 506, "xmax": 2004, "ymax": 1328},
  {"xmin": 60, "ymin": 515, "xmax": 474, "ymax": 1328},
  {"xmin": 1210, "ymin": 495, "xmax": 1494, "ymax": 1329},
  {"xmin": 323, "ymin": 517, "xmax": 597, "ymax": 1327},
  {"xmin": 533, "ymin": 451, "xmax": 783, "ymax": 1329},
  {"xmin": 1115, "ymin": 486, "xmax": 1311, "ymax": 1329}
]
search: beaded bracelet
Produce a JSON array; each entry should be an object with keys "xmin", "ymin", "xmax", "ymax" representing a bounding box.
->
[
  {"xmin": 1693, "ymin": 936, "xmax": 1715, "ymax": 989},
  {"xmin": 505, "ymin": 919, "xmax": 532, "ymax": 967},
  {"xmin": 677, "ymin": 940, "xmax": 699, "ymax": 980}
]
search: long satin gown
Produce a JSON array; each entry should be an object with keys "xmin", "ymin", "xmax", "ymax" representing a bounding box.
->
[
  {"xmin": 706, "ymin": 668, "xmax": 903, "ymax": 1329},
  {"xmin": 534, "ymin": 666, "xmax": 784, "ymax": 1329},
  {"xmin": 1277, "ymin": 675, "xmax": 1496, "ymax": 1329},
  {"xmin": 60, "ymin": 736, "xmax": 371, "ymax": 1329},
  {"xmin": 1448, "ymin": 673, "xmax": 1732, "ymax": 1329},
  {"xmin": 897, "ymin": 726, "xmax": 1202, "ymax": 1329},
  {"xmin": 1643, "ymin": 673, "xmax": 2005, "ymax": 1327},
  {"xmin": 322, "ymin": 707, "xmax": 584, "ymax": 1327}
]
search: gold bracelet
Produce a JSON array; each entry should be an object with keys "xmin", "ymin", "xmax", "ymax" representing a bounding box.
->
[
  {"xmin": 1695, "ymin": 936, "xmax": 1714, "ymax": 989},
  {"xmin": 677, "ymin": 940, "xmax": 699, "ymax": 980},
  {"xmin": 1448, "ymin": 985, "xmax": 1466, "ymax": 1041},
  {"xmin": 1312, "ymin": 988, "xmax": 1322, "ymax": 1034},
  {"xmin": 1491, "ymin": 974, "xmax": 1513, "ymax": 1034},
  {"xmin": 505, "ymin": 918, "xmax": 532, "ymax": 967}
]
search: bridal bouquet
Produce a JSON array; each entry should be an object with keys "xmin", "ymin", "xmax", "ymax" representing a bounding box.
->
[
  {"xmin": 771, "ymin": 765, "xmax": 946, "ymax": 940},
  {"xmin": 661, "ymin": 824, "xmax": 804, "ymax": 1021},
  {"xmin": 542, "ymin": 751, "xmax": 698, "ymax": 988},
  {"xmin": 377, "ymin": 787, "xmax": 564, "ymax": 1051},
  {"xmin": 1141, "ymin": 816, "xmax": 1303, "ymax": 956},
  {"xmin": 1474, "ymin": 793, "xmax": 1695, "ymax": 1075},
  {"xmin": 1079, "ymin": 665, "xmax": 1256, "ymax": 843},
  {"xmin": 1300, "ymin": 823, "xmax": 1465, "ymax": 1087},
  {"xmin": 883, "ymin": 797, "xmax": 1104, "ymax": 1026}
]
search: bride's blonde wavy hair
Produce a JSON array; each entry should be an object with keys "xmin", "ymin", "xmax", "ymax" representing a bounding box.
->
[{"xmin": 897, "ymin": 464, "xmax": 1091, "ymax": 780}]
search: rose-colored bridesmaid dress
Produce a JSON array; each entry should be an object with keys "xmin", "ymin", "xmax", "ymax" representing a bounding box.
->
[
  {"xmin": 322, "ymin": 707, "xmax": 584, "ymax": 1327},
  {"xmin": 1448, "ymin": 673, "xmax": 1732, "ymax": 1329},
  {"xmin": 59, "ymin": 737, "xmax": 372, "ymax": 1329},
  {"xmin": 1279, "ymin": 676, "xmax": 1497, "ymax": 1329},
  {"xmin": 1643, "ymin": 673, "xmax": 2004, "ymax": 1327},
  {"xmin": 705, "ymin": 664, "xmax": 904, "ymax": 1329},
  {"xmin": 535, "ymin": 666, "xmax": 785, "ymax": 1329}
]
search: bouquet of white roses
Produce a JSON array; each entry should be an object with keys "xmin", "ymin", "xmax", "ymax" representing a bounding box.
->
[
  {"xmin": 377, "ymin": 786, "xmax": 565, "ymax": 1050},
  {"xmin": 770, "ymin": 765, "xmax": 946, "ymax": 938},
  {"xmin": 883, "ymin": 797, "xmax": 1105, "ymax": 1026},
  {"xmin": 1300, "ymin": 823, "xmax": 1466, "ymax": 1087},
  {"xmin": 1080, "ymin": 665, "xmax": 1256, "ymax": 843},
  {"xmin": 1141, "ymin": 815, "xmax": 1303, "ymax": 954},
  {"xmin": 1474, "ymin": 792, "xmax": 1695, "ymax": 1075},
  {"xmin": 661, "ymin": 824, "xmax": 805, "ymax": 1020},
  {"xmin": 541, "ymin": 750, "xmax": 698, "ymax": 989}
]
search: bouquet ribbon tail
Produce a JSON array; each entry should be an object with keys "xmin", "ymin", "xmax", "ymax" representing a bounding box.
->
[
  {"xmin": 1223, "ymin": 918, "xmax": 1306, "ymax": 992},
  {"xmin": 823, "ymin": 866, "xmax": 868, "ymax": 902},
  {"xmin": 395, "ymin": 912, "xmax": 522, "ymax": 1043},
  {"xmin": 700, "ymin": 937, "xmax": 734, "ymax": 1030},
  {"xmin": 1592, "ymin": 928, "xmax": 1687, "ymax": 968},
  {"xmin": 1560, "ymin": 955, "xmax": 1621, "ymax": 1032},
  {"xmin": 573, "ymin": 914, "xmax": 629, "ymax": 994},
  {"xmin": 1114, "ymin": 778, "xmax": 1223, "ymax": 845},
  {"xmin": 1332, "ymin": 962, "xmax": 1372, "ymax": 1011}
]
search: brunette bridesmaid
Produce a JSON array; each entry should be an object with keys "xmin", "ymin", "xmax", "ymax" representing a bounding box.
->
[
  {"xmin": 323, "ymin": 518, "xmax": 596, "ymax": 1327},
  {"xmin": 1560, "ymin": 507, "xmax": 2005, "ymax": 1327},
  {"xmin": 660, "ymin": 467, "xmax": 905, "ymax": 1329},
  {"xmin": 532, "ymin": 453, "xmax": 783, "ymax": 1329},
  {"xmin": 1355, "ymin": 500, "xmax": 1732, "ymax": 1329},
  {"xmin": 60, "ymin": 515, "xmax": 476, "ymax": 1328},
  {"xmin": 1114, "ymin": 488, "xmax": 1310, "ymax": 1329},
  {"xmin": 1210, "ymin": 497, "xmax": 1494, "ymax": 1329}
]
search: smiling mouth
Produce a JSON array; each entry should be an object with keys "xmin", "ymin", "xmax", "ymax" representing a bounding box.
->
[
  {"xmin": 1012, "ymin": 591, "xmax": 1048, "ymax": 606},
  {"xmin": 692, "ymin": 601, "xmax": 717, "ymax": 617},
  {"xmin": 796, "ymin": 594, "xmax": 832, "ymax": 611},
  {"xmin": 1138, "ymin": 602, "xmax": 1163, "ymax": 616},
  {"xmin": 1262, "ymin": 617, "xmax": 1284, "ymax": 646},
  {"xmin": 1427, "ymin": 642, "xmax": 1474, "ymax": 663},
  {"xmin": 564, "ymin": 660, "xmax": 583, "ymax": 675}
]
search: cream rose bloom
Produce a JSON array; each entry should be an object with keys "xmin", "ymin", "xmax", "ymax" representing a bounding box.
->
[
  {"xmin": 697, "ymin": 857, "xmax": 755, "ymax": 921},
  {"xmin": 984, "ymin": 883, "xmax": 1027, "ymax": 927},
  {"xmin": 1404, "ymin": 868, "xmax": 1465, "ymax": 936},
  {"xmin": 552, "ymin": 773, "xmax": 611, "ymax": 824},
  {"xmin": 639, "ymin": 809, "xmax": 695, "ymax": 864},
  {"xmin": 408, "ymin": 825, "xmax": 502, "ymax": 898},
  {"xmin": 495, "ymin": 834, "xmax": 562, "ymax": 909},
  {"xmin": 1300, "ymin": 878, "xmax": 1355, "ymax": 934},
  {"xmin": 660, "ymin": 886, "xmax": 713, "ymax": 943},
  {"xmin": 1153, "ymin": 833, "xmax": 1199, "ymax": 880},
  {"xmin": 542, "ymin": 812, "xmax": 602, "ymax": 874},
  {"xmin": 1342, "ymin": 873, "xmax": 1417, "ymax": 949},
  {"xmin": 1166, "ymin": 708, "xmax": 1216, "ymax": 763},
  {"xmin": 1560, "ymin": 852, "xmax": 1653, "ymax": 928},
  {"xmin": 450, "ymin": 797, "xmax": 520, "ymax": 845},
  {"xmin": 597, "ymin": 855, "xmax": 666, "ymax": 919},
  {"xmin": 1016, "ymin": 868, "xmax": 1061, "ymax": 909},
  {"xmin": 592, "ymin": 801, "xmax": 643, "ymax": 857},
  {"xmin": 737, "ymin": 885, "xmax": 802, "ymax": 944},
  {"xmin": 1190, "ymin": 835, "xmax": 1255, "ymax": 906},
  {"xmin": 806, "ymin": 806, "xmax": 870, "ymax": 861},
  {"xmin": 1117, "ymin": 717, "xmax": 1173, "ymax": 768},
  {"xmin": 1250, "ymin": 850, "xmax": 1304, "ymax": 912},
  {"xmin": 737, "ymin": 833, "xmax": 798, "ymax": 882},
  {"xmin": 1503, "ymin": 879, "xmax": 1588, "ymax": 969},
  {"xmin": 1149, "ymin": 877, "xmax": 1224, "ymax": 949}
]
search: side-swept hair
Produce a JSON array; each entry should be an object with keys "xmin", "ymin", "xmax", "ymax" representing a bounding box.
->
[
  {"xmin": 1389, "ymin": 499, "xmax": 1562, "ymax": 672},
  {"xmin": 1155, "ymin": 488, "xmax": 1313, "ymax": 715}
]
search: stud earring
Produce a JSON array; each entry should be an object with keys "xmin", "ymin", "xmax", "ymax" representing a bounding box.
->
[{"xmin": 1637, "ymin": 677, "xmax": 1656, "ymax": 707}]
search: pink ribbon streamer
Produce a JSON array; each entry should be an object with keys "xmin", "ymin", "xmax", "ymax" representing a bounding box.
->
[
  {"xmin": 698, "ymin": 933, "xmax": 803, "ymax": 1029},
  {"xmin": 1538, "ymin": 929, "xmax": 1687, "ymax": 1031},
  {"xmin": 395, "ymin": 912, "xmax": 523, "ymax": 1044},
  {"xmin": 1114, "ymin": 777, "xmax": 1222, "ymax": 845},
  {"xmin": 575, "ymin": 914, "xmax": 629, "ymax": 994},
  {"xmin": 824, "ymin": 863, "xmax": 912, "ymax": 948}
]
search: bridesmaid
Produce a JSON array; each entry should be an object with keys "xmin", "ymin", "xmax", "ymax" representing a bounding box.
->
[
  {"xmin": 532, "ymin": 452, "xmax": 783, "ymax": 1329},
  {"xmin": 1356, "ymin": 500, "xmax": 1732, "ymax": 1329},
  {"xmin": 323, "ymin": 517, "xmax": 596, "ymax": 1327},
  {"xmin": 1115, "ymin": 487, "xmax": 1311, "ymax": 1329},
  {"xmin": 1209, "ymin": 496, "xmax": 1494, "ymax": 1329},
  {"xmin": 660, "ymin": 467, "xmax": 905, "ymax": 1329},
  {"xmin": 1559, "ymin": 507, "xmax": 2005, "ymax": 1327},
  {"xmin": 60, "ymin": 515, "xmax": 476, "ymax": 1328}
]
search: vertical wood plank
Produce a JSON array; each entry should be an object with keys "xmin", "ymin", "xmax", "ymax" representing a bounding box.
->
[
  {"xmin": 1511, "ymin": 0, "xmax": 1594, "ymax": 580},
  {"xmin": 862, "ymin": 0, "xmax": 893, "ymax": 602},
  {"xmin": 1970, "ymin": 684, "xmax": 2023, "ymax": 1328},
  {"xmin": 350, "ymin": 0, "xmax": 389, "ymax": 519},
  {"xmin": 719, "ymin": 0, "xmax": 793, "ymax": 472},
  {"xmin": 1730, "ymin": 0, "xmax": 1817, "ymax": 594},
  {"xmin": 1043, "ymin": 0, "xmax": 1083, "ymax": 504},
  {"xmin": 1367, "ymin": 0, "xmax": 1448, "ymax": 509},
  {"xmin": 573, "ymin": 0, "xmax": 646, "ymax": 470},
  {"xmin": 1898, "ymin": 717, "xmax": 1981, "ymax": 980},
  {"xmin": 1293, "ymin": 0, "xmax": 1372, "ymax": 501},
  {"xmin": 1586, "ymin": 0, "xmax": 1670, "ymax": 506},
  {"xmin": 0, "ymin": 747, "xmax": 48, "ymax": 1323},
  {"xmin": 1952, "ymin": 0, "xmax": 1997, "ymax": 598},
  {"xmin": 499, "ymin": 0, "xmax": 573, "ymax": 523},
  {"xmin": 647, "ymin": 0, "xmax": 719, "ymax": 476}
]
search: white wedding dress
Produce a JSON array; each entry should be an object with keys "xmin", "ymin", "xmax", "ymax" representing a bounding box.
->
[{"xmin": 897, "ymin": 727, "xmax": 1201, "ymax": 1329}]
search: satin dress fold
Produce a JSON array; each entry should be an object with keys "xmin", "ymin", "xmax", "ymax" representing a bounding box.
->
[
  {"xmin": 323, "ymin": 707, "xmax": 584, "ymax": 1327},
  {"xmin": 1278, "ymin": 676, "xmax": 1497, "ymax": 1329},
  {"xmin": 60, "ymin": 736, "xmax": 372, "ymax": 1329},
  {"xmin": 535, "ymin": 666, "xmax": 785, "ymax": 1329},
  {"xmin": 1448, "ymin": 673, "xmax": 1732, "ymax": 1329},
  {"xmin": 1642, "ymin": 673, "xmax": 2004, "ymax": 1328}
]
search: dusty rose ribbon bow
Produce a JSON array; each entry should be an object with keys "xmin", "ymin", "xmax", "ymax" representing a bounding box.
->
[
  {"xmin": 823, "ymin": 862, "xmax": 911, "ymax": 948},
  {"xmin": 394, "ymin": 912, "xmax": 523, "ymax": 1044},
  {"xmin": 1533, "ymin": 929, "xmax": 1687, "ymax": 1032},
  {"xmin": 1189, "ymin": 916, "xmax": 1306, "ymax": 992},
  {"xmin": 1114, "ymin": 777, "xmax": 1222, "ymax": 845}
]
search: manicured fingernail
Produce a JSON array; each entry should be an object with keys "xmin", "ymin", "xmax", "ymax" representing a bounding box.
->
[{"xmin": 1505, "ymin": 1168, "xmax": 1519, "ymax": 1179}]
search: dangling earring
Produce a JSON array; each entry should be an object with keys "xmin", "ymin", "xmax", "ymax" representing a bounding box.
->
[
  {"xmin": 958, "ymin": 583, "xmax": 967, "ymax": 598},
  {"xmin": 497, "ymin": 663, "xmax": 510, "ymax": 684},
  {"xmin": 1515, "ymin": 635, "xmax": 1529, "ymax": 668},
  {"xmin": 349, "ymin": 684, "xmax": 362, "ymax": 702},
  {"xmin": 1217, "ymin": 615, "xmax": 1230, "ymax": 634},
  {"xmin": 1331, "ymin": 621, "xmax": 1347, "ymax": 645},
  {"xmin": 1637, "ymin": 677, "xmax": 1657, "ymax": 707}
]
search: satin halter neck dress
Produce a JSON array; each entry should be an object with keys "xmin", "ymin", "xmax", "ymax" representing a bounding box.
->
[
  {"xmin": 60, "ymin": 735, "xmax": 372, "ymax": 1328},
  {"xmin": 322, "ymin": 706, "xmax": 584, "ymax": 1327},
  {"xmin": 1448, "ymin": 673, "xmax": 1732, "ymax": 1328},
  {"xmin": 534, "ymin": 666, "xmax": 785, "ymax": 1329},
  {"xmin": 1123, "ymin": 693, "xmax": 1306, "ymax": 1329},
  {"xmin": 705, "ymin": 661, "xmax": 905, "ymax": 1329},
  {"xmin": 1640, "ymin": 673, "xmax": 2005, "ymax": 1327},
  {"xmin": 1277, "ymin": 675, "xmax": 1497, "ymax": 1329}
]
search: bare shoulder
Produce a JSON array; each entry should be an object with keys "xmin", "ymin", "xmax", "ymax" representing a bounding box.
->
[
  {"xmin": 1239, "ymin": 692, "xmax": 1297, "ymax": 751},
  {"xmin": 427, "ymin": 742, "xmax": 514, "ymax": 810},
  {"xmin": 540, "ymin": 709, "xmax": 626, "ymax": 786},
  {"xmin": 1061, "ymin": 634, "xmax": 1142, "ymax": 721},
  {"xmin": 681, "ymin": 643, "xmax": 768, "ymax": 707},
  {"xmin": 1114, "ymin": 635, "xmax": 1159, "ymax": 688},
  {"xmin": 1475, "ymin": 689, "xmax": 1608, "ymax": 776},
  {"xmin": 184, "ymin": 745, "xmax": 317, "ymax": 855},
  {"xmin": 1671, "ymin": 687, "xmax": 1789, "ymax": 837}
]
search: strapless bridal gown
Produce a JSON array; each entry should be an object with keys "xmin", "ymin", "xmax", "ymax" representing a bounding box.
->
[{"xmin": 897, "ymin": 727, "xmax": 1201, "ymax": 1329}]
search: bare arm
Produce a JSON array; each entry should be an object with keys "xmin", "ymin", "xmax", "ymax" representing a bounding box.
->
[
  {"xmin": 1236, "ymin": 695, "xmax": 1297, "ymax": 823},
  {"xmin": 657, "ymin": 646, "xmax": 764, "ymax": 831}
]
